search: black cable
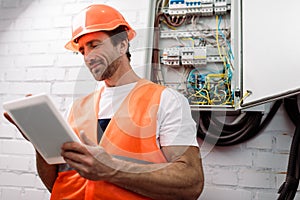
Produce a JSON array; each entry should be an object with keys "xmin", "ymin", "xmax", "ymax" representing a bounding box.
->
[
  {"xmin": 283, "ymin": 95, "xmax": 300, "ymax": 126},
  {"xmin": 197, "ymin": 100, "xmax": 282, "ymax": 146},
  {"xmin": 277, "ymin": 95, "xmax": 300, "ymax": 200},
  {"xmin": 277, "ymin": 119, "xmax": 300, "ymax": 200}
]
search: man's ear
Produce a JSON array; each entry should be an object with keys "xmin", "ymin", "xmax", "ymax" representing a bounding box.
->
[{"xmin": 119, "ymin": 40, "xmax": 128, "ymax": 55}]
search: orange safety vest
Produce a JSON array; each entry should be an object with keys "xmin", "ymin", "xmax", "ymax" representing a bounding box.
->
[{"xmin": 50, "ymin": 79, "xmax": 167, "ymax": 200}]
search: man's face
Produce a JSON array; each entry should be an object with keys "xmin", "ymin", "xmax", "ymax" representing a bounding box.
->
[{"xmin": 78, "ymin": 31, "xmax": 122, "ymax": 81}]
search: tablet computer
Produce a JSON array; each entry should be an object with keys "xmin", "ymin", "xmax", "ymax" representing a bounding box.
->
[{"xmin": 3, "ymin": 94, "xmax": 81, "ymax": 164}]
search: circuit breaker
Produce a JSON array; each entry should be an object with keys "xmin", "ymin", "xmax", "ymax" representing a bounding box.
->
[{"xmin": 147, "ymin": 0, "xmax": 300, "ymax": 110}]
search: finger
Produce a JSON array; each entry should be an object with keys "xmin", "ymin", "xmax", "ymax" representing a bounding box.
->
[
  {"xmin": 3, "ymin": 112, "xmax": 16, "ymax": 125},
  {"xmin": 80, "ymin": 130, "xmax": 97, "ymax": 147}
]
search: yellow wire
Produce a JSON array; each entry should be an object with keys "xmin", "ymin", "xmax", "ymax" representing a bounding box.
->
[
  {"xmin": 235, "ymin": 90, "xmax": 252, "ymax": 108},
  {"xmin": 162, "ymin": 20, "xmax": 177, "ymax": 30},
  {"xmin": 182, "ymin": 37, "xmax": 195, "ymax": 47}
]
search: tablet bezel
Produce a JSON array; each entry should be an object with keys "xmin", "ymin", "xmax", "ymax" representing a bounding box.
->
[{"xmin": 3, "ymin": 94, "xmax": 81, "ymax": 164}]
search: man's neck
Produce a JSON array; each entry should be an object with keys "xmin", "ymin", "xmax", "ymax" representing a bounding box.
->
[{"xmin": 104, "ymin": 69, "xmax": 141, "ymax": 87}]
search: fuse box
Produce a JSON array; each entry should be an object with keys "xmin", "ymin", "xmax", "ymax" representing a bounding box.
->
[{"xmin": 151, "ymin": 0, "xmax": 234, "ymax": 110}]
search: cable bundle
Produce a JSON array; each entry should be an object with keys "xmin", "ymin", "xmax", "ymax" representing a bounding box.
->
[
  {"xmin": 277, "ymin": 95, "xmax": 300, "ymax": 200},
  {"xmin": 197, "ymin": 100, "xmax": 282, "ymax": 146}
]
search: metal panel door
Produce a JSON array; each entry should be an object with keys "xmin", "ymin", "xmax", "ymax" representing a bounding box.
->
[{"xmin": 239, "ymin": 0, "xmax": 300, "ymax": 108}]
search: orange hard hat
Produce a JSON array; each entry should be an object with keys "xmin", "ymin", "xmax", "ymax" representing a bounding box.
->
[{"xmin": 65, "ymin": 4, "xmax": 136, "ymax": 52}]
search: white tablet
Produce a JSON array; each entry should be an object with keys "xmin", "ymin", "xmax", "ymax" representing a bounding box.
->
[{"xmin": 2, "ymin": 94, "xmax": 81, "ymax": 164}]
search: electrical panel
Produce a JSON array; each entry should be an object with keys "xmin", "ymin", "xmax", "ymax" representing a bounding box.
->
[
  {"xmin": 147, "ymin": 0, "xmax": 300, "ymax": 110},
  {"xmin": 151, "ymin": 0, "xmax": 234, "ymax": 110}
]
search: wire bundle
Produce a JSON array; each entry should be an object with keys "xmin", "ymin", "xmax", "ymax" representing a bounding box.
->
[{"xmin": 187, "ymin": 69, "xmax": 232, "ymax": 105}]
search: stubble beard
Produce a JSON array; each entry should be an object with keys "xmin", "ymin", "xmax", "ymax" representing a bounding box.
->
[{"xmin": 94, "ymin": 57, "xmax": 121, "ymax": 81}]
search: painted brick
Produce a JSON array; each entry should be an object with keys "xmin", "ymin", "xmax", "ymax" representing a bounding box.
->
[
  {"xmin": 0, "ymin": 19, "xmax": 14, "ymax": 31},
  {"xmin": 0, "ymin": 44, "xmax": 9, "ymax": 56},
  {"xmin": 0, "ymin": 82, "xmax": 51, "ymax": 94},
  {"xmin": 254, "ymin": 191, "xmax": 279, "ymax": 200},
  {"xmin": 0, "ymin": 155, "xmax": 34, "ymax": 171},
  {"xmin": 212, "ymin": 168, "xmax": 238, "ymax": 186},
  {"xmin": 0, "ymin": 124, "xmax": 16, "ymax": 139},
  {"xmin": 59, "ymin": 28, "xmax": 71, "ymax": 40},
  {"xmin": 202, "ymin": 166, "xmax": 213, "ymax": 184},
  {"xmin": 107, "ymin": 0, "xmax": 149, "ymax": 11},
  {"xmin": 26, "ymin": 68, "xmax": 65, "ymax": 81},
  {"xmin": 21, "ymin": 30, "xmax": 61, "ymax": 42},
  {"xmin": 6, "ymin": 43, "xmax": 29, "ymax": 55},
  {"xmin": 0, "ymin": 172, "xmax": 36, "ymax": 187},
  {"xmin": 0, "ymin": 8, "xmax": 24, "ymax": 20},
  {"xmin": 238, "ymin": 169, "xmax": 276, "ymax": 189},
  {"xmin": 246, "ymin": 133, "xmax": 273, "ymax": 150},
  {"xmin": 20, "ymin": 4, "xmax": 63, "ymax": 19},
  {"xmin": 56, "ymin": 53, "xmax": 84, "ymax": 67},
  {"xmin": 53, "ymin": 16, "xmax": 72, "ymax": 28},
  {"xmin": 39, "ymin": 0, "xmax": 77, "ymax": 4},
  {"xmin": 52, "ymin": 81, "xmax": 97, "ymax": 95},
  {"xmin": 65, "ymin": 67, "xmax": 94, "ymax": 81},
  {"xmin": 14, "ymin": 54, "xmax": 55, "ymax": 67},
  {"xmin": 0, "ymin": 139, "xmax": 35, "ymax": 155},
  {"xmin": 275, "ymin": 133, "xmax": 292, "ymax": 152},
  {"xmin": 27, "ymin": 42, "xmax": 50, "ymax": 54},
  {"xmin": 0, "ymin": 56, "xmax": 14, "ymax": 67},
  {"xmin": 13, "ymin": 18, "xmax": 33, "ymax": 31},
  {"xmin": 203, "ymin": 148, "xmax": 252, "ymax": 167},
  {"xmin": 5, "ymin": 69, "xmax": 26, "ymax": 81},
  {"xmin": 263, "ymin": 108, "xmax": 294, "ymax": 133},
  {"xmin": 1, "ymin": 187, "xmax": 22, "ymax": 200},
  {"xmin": 0, "ymin": 31, "xmax": 22, "ymax": 43},
  {"xmin": 253, "ymin": 151, "xmax": 288, "ymax": 170},
  {"xmin": 35, "ymin": 176, "xmax": 48, "ymax": 190},
  {"xmin": 21, "ymin": 188, "xmax": 50, "ymax": 200},
  {"xmin": 200, "ymin": 187, "xmax": 252, "ymax": 200},
  {"xmin": 63, "ymin": 3, "xmax": 91, "ymax": 15},
  {"xmin": 32, "ymin": 18, "xmax": 53, "ymax": 30},
  {"xmin": 20, "ymin": 0, "xmax": 37, "ymax": 7},
  {"xmin": 2, "ymin": 0, "xmax": 20, "ymax": 8}
]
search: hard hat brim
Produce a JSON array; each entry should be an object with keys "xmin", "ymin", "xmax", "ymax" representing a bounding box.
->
[{"xmin": 65, "ymin": 28, "xmax": 136, "ymax": 52}]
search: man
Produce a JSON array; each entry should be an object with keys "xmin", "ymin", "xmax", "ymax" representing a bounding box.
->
[{"xmin": 6, "ymin": 4, "xmax": 204, "ymax": 200}]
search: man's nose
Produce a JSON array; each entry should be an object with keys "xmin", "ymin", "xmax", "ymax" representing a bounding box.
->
[{"xmin": 84, "ymin": 48, "xmax": 94, "ymax": 64}]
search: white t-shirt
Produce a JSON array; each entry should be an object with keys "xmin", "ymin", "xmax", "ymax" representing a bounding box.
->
[{"xmin": 98, "ymin": 82, "xmax": 198, "ymax": 147}]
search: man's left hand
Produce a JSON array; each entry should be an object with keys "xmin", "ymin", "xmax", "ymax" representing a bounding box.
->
[{"xmin": 61, "ymin": 131, "xmax": 118, "ymax": 181}]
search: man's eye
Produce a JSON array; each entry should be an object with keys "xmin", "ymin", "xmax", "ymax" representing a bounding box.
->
[{"xmin": 91, "ymin": 43, "xmax": 101, "ymax": 48}]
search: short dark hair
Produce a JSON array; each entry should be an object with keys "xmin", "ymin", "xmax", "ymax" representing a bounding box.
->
[{"xmin": 104, "ymin": 25, "xmax": 132, "ymax": 61}]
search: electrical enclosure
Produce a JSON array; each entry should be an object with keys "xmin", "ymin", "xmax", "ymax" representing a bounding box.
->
[{"xmin": 144, "ymin": 0, "xmax": 300, "ymax": 110}]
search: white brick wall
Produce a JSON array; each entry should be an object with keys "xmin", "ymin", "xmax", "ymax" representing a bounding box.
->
[{"xmin": 0, "ymin": 0, "xmax": 299, "ymax": 200}]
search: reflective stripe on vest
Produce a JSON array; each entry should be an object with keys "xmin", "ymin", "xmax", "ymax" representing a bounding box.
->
[{"xmin": 51, "ymin": 79, "xmax": 166, "ymax": 200}]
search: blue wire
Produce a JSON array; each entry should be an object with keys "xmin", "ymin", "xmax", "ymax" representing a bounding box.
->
[{"xmin": 218, "ymin": 15, "xmax": 234, "ymax": 61}]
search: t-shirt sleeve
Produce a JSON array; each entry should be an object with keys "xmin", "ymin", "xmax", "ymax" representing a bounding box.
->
[{"xmin": 157, "ymin": 88, "xmax": 199, "ymax": 147}]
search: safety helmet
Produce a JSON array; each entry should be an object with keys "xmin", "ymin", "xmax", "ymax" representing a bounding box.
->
[{"xmin": 65, "ymin": 4, "xmax": 136, "ymax": 52}]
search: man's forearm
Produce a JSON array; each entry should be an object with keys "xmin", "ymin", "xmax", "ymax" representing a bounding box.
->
[
  {"xmin": 109, "ymin": 148, "xmax": 204, "ymax": 200},
  {"xmin": 36, "ymin": 152, "xmax": 58, "ymax": 192}
]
